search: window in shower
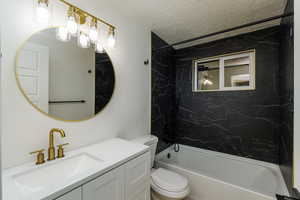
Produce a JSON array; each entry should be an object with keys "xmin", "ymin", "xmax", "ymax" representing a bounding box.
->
[
  {"xmin": 194, "ymin": 59, "xmax": 220, "ymax": 91},
  {"xmin": 192, "ymin": 50, "xmax": 255, "ymax": 92}
]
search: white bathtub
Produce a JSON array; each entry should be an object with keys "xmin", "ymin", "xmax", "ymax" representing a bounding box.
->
[{"xmin": 155, "ymin": 145, "xmax": 289, "ymax": 200}]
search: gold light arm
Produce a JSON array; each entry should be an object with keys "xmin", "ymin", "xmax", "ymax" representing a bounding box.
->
[
  {"xmin": 38, "ymin": 0, "xmax": 49, "ymax": 5},
  {"xmin": 58, "ymin": 0, "xmax": 116, "ymax": 30}
]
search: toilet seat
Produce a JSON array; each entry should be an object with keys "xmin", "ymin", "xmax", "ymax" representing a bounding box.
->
[{"xmin": 151, "ymin": 168, "xmax": 190, "ymax": 199}]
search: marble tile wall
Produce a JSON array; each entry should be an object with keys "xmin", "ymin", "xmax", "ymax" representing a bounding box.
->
[
  {"xmin": 151, "ymin": 33, "xmax": 176, "ymax": 153},
  {"xmin": 174, "ymin": 27, "xmax": 282, "ymax": 163},
  {"xmin": 279, "ymin": 0, "xmax": 294, "ymax": 194},
  {"xmin": 152, "ymin": 16, "xmax": 293, "ymax": 167}
]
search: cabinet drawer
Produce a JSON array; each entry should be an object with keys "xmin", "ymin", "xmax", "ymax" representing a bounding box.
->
[{"xmin": 125, "ymin": 152, "xmax": 151, "ymax": 198}]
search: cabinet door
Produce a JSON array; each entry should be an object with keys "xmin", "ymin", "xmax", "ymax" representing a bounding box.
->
[
  {"xmin": 125, "ymin": 152, "xmax": 151, "ymax": 200},
  {"xmin": 56, "ymin": 187, "xmax": 82, "ymax": 200},
  {"xmin": 82, "ymin": 166, "xmax": 124, "ymax": 200}
]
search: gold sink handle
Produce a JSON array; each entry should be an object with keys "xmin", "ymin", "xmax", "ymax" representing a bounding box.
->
[
  {"xmin": 30, "ymin": 149, "xmax": 45, "ymax": 165},
  {"xmin": 57, "ymin": 143, "xmax": 69, "ymax": 158}
]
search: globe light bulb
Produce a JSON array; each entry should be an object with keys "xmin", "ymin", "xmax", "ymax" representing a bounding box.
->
[
  {"xmin": 56, "ymin": 27, "xmax": 71, "ymax": 42},
  {"xmin": 95, "ymin": 42, "xmax": 104, "ymax": 53},
  {"xmin": 36, "ymin": 0, "xmax": 50, "ymax": 23},
  {"xmin": 107, "ymin": 28, "xmax": 116, "ymax": 48},
  {"xmin": 78, "ymin": 32, "xmax": 90, "ymax": 48},
  {"xmin": 203, "ymin": 78, "xmax": 213, "ymax": 86},
  {"xmin": 89, "ymin": 18, "xmax": 99, "ymax": 43},
  {"xmin": 66, "ymin": 7, "xmax": 78, "ymax": 35}
]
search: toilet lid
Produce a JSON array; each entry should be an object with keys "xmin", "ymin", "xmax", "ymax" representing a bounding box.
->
[{"xmin": 151, "ymin": 168, "xmax": 188, "ymax": 192}]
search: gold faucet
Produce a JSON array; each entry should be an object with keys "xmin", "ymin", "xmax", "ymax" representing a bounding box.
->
[{"xmin": 48, "ymin": 128, "xmax": 66, "ymax": 161}]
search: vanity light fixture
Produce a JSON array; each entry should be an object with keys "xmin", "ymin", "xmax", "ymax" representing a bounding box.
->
[
  {"xmin": 34, "ymin": 0, "xmax": 116, "ymax": 50},
  {"xmin": 95, "ymin": 41, "xmax": 105, "ymax": 53},
  {"xmin": 89, "ymin": 18, "xmax": 99, "ymax": 44},
  {"xmin": 56, "ymin": 26, "xmax": 71, "ymax": 42},
  {"xmin": 107, "ymin": 27, "xmax": 116, "ymax": 48},
  {"xmin": 66, "ymin": 6, "xmax": 78, "ymax": 36},
  {"xmin": 36, "ymin": 0, "xmax": 50, "ymax": 23},
  {"xmin": 78, "ymin": 32, "xmax": 90, "ymax": 48}
]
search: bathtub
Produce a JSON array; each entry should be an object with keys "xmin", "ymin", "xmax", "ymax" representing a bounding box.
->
[{"xmin": 155, "ymin": 144, "xmax": 289, "ymax": 200}]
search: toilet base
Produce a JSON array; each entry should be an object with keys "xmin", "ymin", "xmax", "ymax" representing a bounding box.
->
[{"xmin": 151, "ymin": 189, "xmax": 186, "ymax": 200}]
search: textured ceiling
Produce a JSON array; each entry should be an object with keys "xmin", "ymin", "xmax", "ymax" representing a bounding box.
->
[{"xmin": 108, "ymin": 0, "xmax": 287, "ymax": 48}]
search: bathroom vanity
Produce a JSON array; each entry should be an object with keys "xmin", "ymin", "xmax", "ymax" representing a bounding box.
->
[{"xmin": 3, "ymin": 138, "xmax": 150, "ymax": 200}]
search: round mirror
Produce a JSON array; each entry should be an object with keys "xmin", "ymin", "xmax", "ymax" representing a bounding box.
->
[{"xmin": 15, "ymin": 27, "xmax": 115, "ymax": 121}]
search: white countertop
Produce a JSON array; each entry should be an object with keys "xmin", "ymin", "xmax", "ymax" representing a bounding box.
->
[{"xmin": 2, "ymin": 138, "xmax": 149, "ymax": 200}]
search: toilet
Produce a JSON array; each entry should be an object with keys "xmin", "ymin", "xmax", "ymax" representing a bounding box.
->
[{"xmin": 132, "ymin": 135, "xmax": 190, "ymax": 200}]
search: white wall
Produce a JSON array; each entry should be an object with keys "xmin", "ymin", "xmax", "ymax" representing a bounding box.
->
[
  {"xmin": 0, "ymin": 25, "xmax": 3, "ymax": 200},
  {"xmin": 294, "ymin": 0, "xmax": 300, "ymax": 191},
  {"xmin": 29, "ymin": 31, "xmax": 96, "ymax": 120},
  {"xmin": 0, "ymin": 0, "xmax": 151, "ymax": 169}
]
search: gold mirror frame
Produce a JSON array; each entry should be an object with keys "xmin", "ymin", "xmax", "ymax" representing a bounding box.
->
[{"xmin": 15, "ymin": 27, "xmax": 116, "ymax": 122}]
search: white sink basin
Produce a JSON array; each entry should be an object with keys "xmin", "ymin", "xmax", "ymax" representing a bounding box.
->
[{"xmin": 12, "ymin": 153, "xmax": 103, "ymax": 197}]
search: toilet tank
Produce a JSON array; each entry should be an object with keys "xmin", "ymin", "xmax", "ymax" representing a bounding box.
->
[{"xmin": 132, "ymin": 135, "xmax": 158, "ymax": 167}]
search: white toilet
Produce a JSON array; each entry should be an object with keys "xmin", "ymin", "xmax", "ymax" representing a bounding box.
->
[{"xmin": 132, "ymin": 135, "xmax": 190, "ymax": 200}]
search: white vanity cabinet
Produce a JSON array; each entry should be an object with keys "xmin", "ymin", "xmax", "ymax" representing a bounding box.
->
[
  {"xmin": 56, "ymin": 188, "xmax": 82, "ymax": 200},
  {"xmin": 82, "ymin": 166, "xmax": 124, "ymax": 200},
  {"xmin": 124, "ymin": 153, "xmax": 151, "ymax": 200},
  {"xmin": 55, "ymin": 151, "xmax": 150, "ymax": 200}
]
